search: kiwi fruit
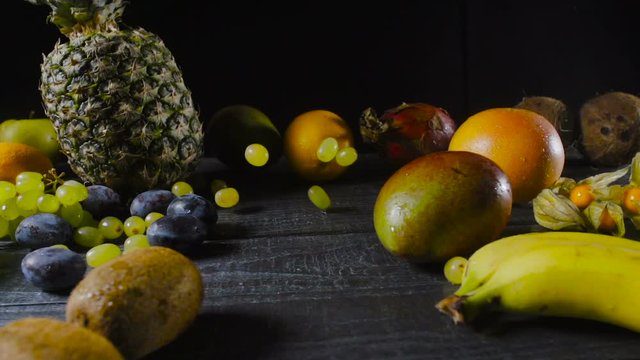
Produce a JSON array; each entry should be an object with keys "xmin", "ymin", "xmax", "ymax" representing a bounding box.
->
[
  {"xmin": 66, "ymin": 246, "xmax": 203, "ymax": 359},
  {"xmin": 0, "ymin": 317, "xmax": 123, "ymax": 360}
]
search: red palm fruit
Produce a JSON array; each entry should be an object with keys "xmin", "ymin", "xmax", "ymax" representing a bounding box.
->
[{"xmin": 360, "ymin": 102, "xmax": 457, "ymax": 165}]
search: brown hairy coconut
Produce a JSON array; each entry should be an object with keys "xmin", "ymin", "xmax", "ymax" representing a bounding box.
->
[
  {"xmin": 515, "ymin": 96, "xmax": 574, "ymax": 148},
  {"xmin": 579, "ymin": 92, "xmax": 640, "ymax": 167}
]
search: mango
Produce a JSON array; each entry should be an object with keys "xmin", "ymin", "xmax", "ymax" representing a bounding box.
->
[
  {"xmin": 373, "ymin": 151, "xmax": 513, "ymax": 263},
  {"xmin": 205, "ymin": 105, "xmax": 282, "ymax": 170}
]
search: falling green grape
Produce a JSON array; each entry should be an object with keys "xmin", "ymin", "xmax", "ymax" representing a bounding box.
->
[
  {"xmin": 171, "ymin": 181, "xmax": 194, "ymax": 196},
  {"xmin": 307, "ymin": 185, "xmax": 331, "ymax": 210},
  {"xmin": 74, "ymin": 226, "xmax": 105, "ymax": 248},
  {"xmin": 210, "ymin": 179, "xmax": 227, "ymax": 195},
  {"xmin": 59, "ymin": 203, "xmax": 84, "ymax": 228},
  {"xmin": 124, "ymin": 216, "xmax": 147, "ymax": 237},
  {"xmin": 244, "ymin": 143, "xmax": 269, "ymax": 167},
  {"xmin": 144, "ymin": 212, "xmax": 164, "ymax": 226},
  {"xmin": 0, "ymin": 181, "xmax": 16, "ymax": 202},
  {"xmin": 86, "ymin": 243, "xmax": 121, "ymax": 267},
  {"xmin": 215, "ymin": 187, "xmax": 240, "ymax": 208},
  {"xmin": 124, "ymin": 234, "xmax": 150, "ymax": 254},
  {"xmin": 443, "ymin": 256, "xmax": 468, "ymax": 285},
  {"xmin": 98, "ymin": 216, "xmax": 124, "ymax": 240},
  {"xmin": 316, "ymin": 137, "xmax": 339, "ymax": 163},
  {"xmin": 336, "ymin": 146, "xmax": 358, "ymax": 167},
  {"xmin": 0, "ymin": 198, "xmax": 20, "ymax": 221},
  {"xmin": 37, "ymin": 194, "xmax": 60, "ymax": 213}
]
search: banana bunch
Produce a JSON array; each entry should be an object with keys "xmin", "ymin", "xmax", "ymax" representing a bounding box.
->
[{"xmin": 436, "ymin": 231, "xmax": 640, "ymax": 332}]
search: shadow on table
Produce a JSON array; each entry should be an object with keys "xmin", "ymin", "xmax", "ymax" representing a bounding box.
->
[{"xmin": 144, "ymin": 311, "xmax": 282, "ymax": 360}]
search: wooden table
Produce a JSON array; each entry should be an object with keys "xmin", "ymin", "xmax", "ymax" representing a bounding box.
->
[{"xmin": 2, "ymin": 153, "xmax": 640, "ymax": 359}]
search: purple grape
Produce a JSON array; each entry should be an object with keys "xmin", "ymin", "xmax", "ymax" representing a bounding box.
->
[
  {"xmin": 15, "ymin": 214, "xmax": 73, "ymax": 250},
  {"xmin": 21, "ymin": 247, "xmax": 86, "ymax": 291},
  {"xmin": 167, "ymin": 194, "xmax": 217, "ymax": 225},
  {"xmin": 146, "ymin": 214, "xmax": 207, "ymax": 254},
  {"xmin": 82, "ymin": 185, "xmax": 125, "ymax": 220},
  {"xmin": 130, "ymin": 190, "xmax": 176, "ymax": 218}
]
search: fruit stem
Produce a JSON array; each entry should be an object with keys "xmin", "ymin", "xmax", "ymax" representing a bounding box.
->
[
  {"xmin": 359, "ymin": 107, "xmax": 386, "ymax": 143},
  {"xmin": 435, "ymin": 294, "xmax": 467, "ymax": 324}
]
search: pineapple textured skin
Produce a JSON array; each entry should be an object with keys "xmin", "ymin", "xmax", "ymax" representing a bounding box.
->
[{"xmin": 39, "ymin": 27, "xmax": 203, "ymax": 193}]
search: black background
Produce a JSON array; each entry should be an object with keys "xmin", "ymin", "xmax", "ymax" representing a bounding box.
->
[{"xmin": 4, "ymin": 0, "xmax": 640, "ymax": 139}]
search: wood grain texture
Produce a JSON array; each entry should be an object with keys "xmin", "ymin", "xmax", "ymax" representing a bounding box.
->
[{"xmin": 1, "ymin": 154, "xmax": 639, "ymax": 360}]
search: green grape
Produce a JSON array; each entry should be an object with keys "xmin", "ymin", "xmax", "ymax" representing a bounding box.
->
[
  {"xmin": 63, "ymin": 180, "xmax": 89, "ymax": 202},
  {"xmin": 0, "ymin": 198, "xmax": 20, "ymax": 221},
  {"xmin": 0, "ymin": 181, "xmax": 16, "ymax": 202},
  {"xmin": 16, "ymin": 178, "xmax": 44, "ymax": 194},
  {"xmin": 210, "ymin": 179, "xmax": 227, "ymax": 195},
  {"xmin": 74, "ymin": 226, "xmax": 105, "ymax": 248},
  {"xmin": 86, "ymin": 243, "xmax": 121, "ymax": 267},
  {"xmin": 16, "ymin": 171, "xmax": 45, "ymax": 194},
  {"xmin": 336, "ymin": 146, "xmax": 358, "ymax": 167},
  {"xmin": 78, "ymin": 210, "xmax": 98, "ymax": 228},
  {"xmin": 37, "ymin": 194, "xmax": 60, "ymax": 213},
  {"xmin": 244, "ymin": 143, "xmax": 269, "ymax": 167},
  {"xmin": 50, "ymin": 244, "xmax": 69, "ymax": 250},
  {"xmin": 171, "ymin": 181, "xmax": 194, "ymax": 196},
  {"xmin": 0, "ymin": 217, "xmax": 9, "ymax": 238},
  {"xmin": 16, "ymin": 190, "xmax": 41, "ymax": 211},
  {"xmin": 124, "ymin": 216, "xmax": 146, "ymax": 237},
  {"xmin": 316, "ymin": 137, "xmax": 339, "ymax": 163},
  {"xmin": 59, "ymin": 203, "xmax": 84, "ymax": 228},
  {"xmin": 16, "ymin": 171, "xmax": 43, "ymax": 184},
  {"xmin": 123, "ymin": 234, "xmax": 150, "ymax": 254},
  {"xmin": 215, "ymin": 187, "xmax": 240, "ymax": 208},
  {"xmin": 307, "ymin": 185, "xmax": 331, "ymax": 210},
  {"xmin": 98, "ymin": 216, "xmax": 124, "ymax": 240},
  {"xmin": 7, "ymin": 217, "xmax": 23, "ymax": 242},
  {"xmin": 144, "ymin": 212, "xmax": 164, "ymax": 226},
  {"xmin": 443, "ymin": 256, "xmax": 468, "ymax": 285},
  {"xmin": 56, "ymin": 184, "xmax": 79, "ymax": 206}
]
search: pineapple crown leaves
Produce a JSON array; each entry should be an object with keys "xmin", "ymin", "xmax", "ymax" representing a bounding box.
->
[{"xmin": 26, "ymin": 0, "xmax": 127, "ymax": 36}]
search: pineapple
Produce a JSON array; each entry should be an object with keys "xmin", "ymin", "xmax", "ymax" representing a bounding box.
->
[{"xmin": 26, "ymin": 0, "xmax": 203, "ymax": 194}]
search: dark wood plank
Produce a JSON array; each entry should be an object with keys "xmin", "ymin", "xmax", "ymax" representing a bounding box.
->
[{"xmin": 2, "ymin": 154, "xmax": 640, "ymax": 360}]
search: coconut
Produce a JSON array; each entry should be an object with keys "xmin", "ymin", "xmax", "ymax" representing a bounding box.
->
[
  {"xmin": 579, "ymin": 92, "xmax": 640, "ymax": 167},
  {"xmin": 515, "ymin": 96, "xmax": 574, "ymax": 148}
]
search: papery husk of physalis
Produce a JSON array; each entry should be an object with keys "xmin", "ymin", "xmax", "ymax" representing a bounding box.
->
[
  {"xmin": 580, "ymin": 165, "xmax": 630, "ymax": 189},
  {"xmin": 533, "ymin": 189, "xmax": 587, "ymax": 230},
  {"xmin": 584, "ymin": 200, "xmax": 625, "ymax": 237},
  {"xmin": 629, "ymin": 152, "xmax": 640, "ymax": 186},
  {"xmin": 549, "ymin": 177, "xmax": 577, "ymax": 197}
]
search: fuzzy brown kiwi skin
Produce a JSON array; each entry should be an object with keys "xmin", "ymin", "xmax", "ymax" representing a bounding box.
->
[
  {"xmin": 579, "ymin": 91, "xmax": 640, "ymax": 167},
  {"xmin": 515, "ymin": 96, "xmax": 574, "ymax": 148},
  {"xmin": 0, "ymin": 317, "xmax": 124, "ymax": 360},
  {"xmin": 66, "ymin": 246, "xmax": 204, "ymax": 360}
]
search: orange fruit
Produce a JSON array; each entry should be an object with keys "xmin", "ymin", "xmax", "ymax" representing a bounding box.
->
[
  {"xmin": 448, "ymin": 108, "xmax": 565, "ymax": 203},
  {"xmin": 0, "ymin": 142, "xmax": 53, "ymax": 182},
  {"xmin": 284, "ymin": 110, "xmax": 354, "ymax": 182}
]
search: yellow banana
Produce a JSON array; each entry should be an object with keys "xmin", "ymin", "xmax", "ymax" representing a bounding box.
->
[{"xmin": 437, "ymin": 231, "xmax": 640, "ymax": 332}]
